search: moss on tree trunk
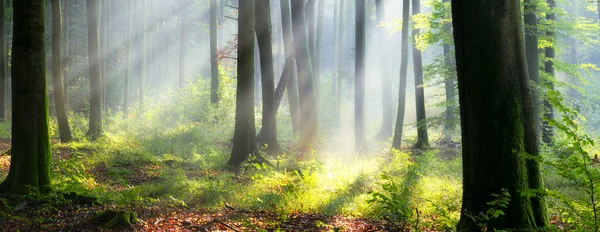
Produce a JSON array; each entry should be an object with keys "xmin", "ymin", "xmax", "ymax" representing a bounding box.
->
[{"xmin": 90, "ymin": 210, "xmax": 138, "ymax": 229}]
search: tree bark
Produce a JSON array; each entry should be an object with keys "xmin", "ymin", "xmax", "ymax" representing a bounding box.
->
[
  {"xmin": 63, "ymin": 0, "xmax": 69, "ymax": 110},
  {"xmin": 0, "ymin": 0, "xmax": 52, "ymax": 194},
  {"xmin": 291, "ymin": 0, "xmax": 318, "ymax": 150},
  {"xmin": 124, "ymin": 0, "xmax": 133, "ymax": 117},
  {"xmin": 391, "ymin": 0, "xmax": 410, "ymax": 150},
  {"xmin": 336, "ymin": 0, "xmax": 346, "ymax": 131},
  {"xmin": 315, "ymin": 0, "xmax": 324, "ymax": 101},
  {"xmin": 140, "ymin": 0, "xmax": 147, "ymax": 107},
  {"xmin": 255, "ymin": 0, "xmax": 281, "ymax": 154},
  {"xmin": 375, "ymin": 0, "xmax": 393, "ymax": 140},
  {"xmin": 86, "ymin": 0, "xmax": 102, "ymax": 139},
  {"xmin": 451, "ymin": 0, "xmax": 548, "ymax": 230},
  {"xmin": 411, "ymin": 0, "xmax": 429, "ymax": 149},
  {"xmin": 280, "ymin": 0, "xmax": 300, "ymax": 135},
  {"xmin": 210, "ymin": 0, "xmax": 219, "ymax": 105},
  {"xmin": 228, "ymin": 0, "xmax": 256, "ymax": 167},
  {"xmin": 440, "ymin": 0, "xmax": 455, "ymax": 142},
  {"xmin": 541, "ymin": 0, "xmax": 556, "ymax": 145},
  {"xmin": 355, "ymin": 0, "xmax": 366, "ymax": 153},
  {"xmin": 524, "ymin": 0, "xmax": 540, "ymax": 141},
  {"xmin": 178, "ymin": 1, "xmax": 188, "ymax": 88},
  {"xmin": 333, "ymin": 0, "xmax": 338, "ymax": 95},
  {"xmin": 52, "ymin": 0, "xmax": 72, "ymax": 143},
  {"xmin": 306, "ymin": 0, "xmax": 316, "ymax": 77}
]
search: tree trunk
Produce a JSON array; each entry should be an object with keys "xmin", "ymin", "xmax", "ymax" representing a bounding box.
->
[
  {"xmin": 86, "ymin": 0, "xmax": 102, "ymax": 139},
  {"xmin": 228, "ymin": 0, "xmax": 256, "ymax": 167},
  {"xmin": 391, "ymin": 0, "xmax": 410, "ymax": 150},
  {"xmin": 124, "ymin": 0, "xmax": 133, "ymax": 117},
  {"xmin": 306, "ymin": 0, "xmax": 316, "ymax": 77},
  {"xmin": 0, "ymin": 0, "xmax": 6, "ymax": 120},
  {"xmin": 100, "ymin": 0, "xmax": 107, "ymax": 113},
  {"xmin": 178, "ymin": 1, "xmax": 188, "ymax": 88},
  {"xmin": 51, "ymin": 0, "xmax": 72, "ymax": 143},
  {"xmin": 524, "ymin": 0, "xmax": 540, "ymax": 141},
  {"xmin": 0, "ymin": 0, "xmax": 52, "ymax": 194},
  {"xmin": 355, "ymin": 0, "xmax": 366, "ymax": 153},
  {"xmin": 315, "ymin": 0, "xmax": 324, "ymax": 102},
  {"xmin": 280, "ymin": 0, "xmax": 300, "ymax": 135},
  {"xmin": 568, "ymin": 0, "xmax": 579, "ymax": 101},
  {"xmin": 63, "ymin": 0, "xmax": 69, "ymax": 110},
  {"xmin": 255, "ymin": 0, "xmax": 281, "ymax": 154},
  {"xmin": 542, "ymin": 0, "xmax": 555, "ymax": 145},
  {"xmin": 451, "ymin": 0, "xmax": 548, "ymax": 230},
  {"xmin": 332, "ymin": 0, "xmax": 338, "ymax": 94},
  {"xmin": 291, "ymin": 0, "xmax": 318, "ymax": 149},
  {"xmin": 336, "ymin": 0, "xmax": 345, "ymax": 130},
  {"xmin": 140, "ymin": 0, "xmax": 147, "ymax": 107},
  {"xmin": 375, "ymin": 0, "xmax": 393, "ymax": 140},
  {"xmin": 411, "ymin": 0, "xmax": 429, "ymax": 149},
  {"xmin": 210, "ymin": 0, "xmax": 219, "ymax": 105},
  {"xmin": 440, "ymin": 0, "xmax": 456, "ymax": 142}
]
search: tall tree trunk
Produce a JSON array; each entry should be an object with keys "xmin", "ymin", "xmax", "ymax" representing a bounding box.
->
[
  {"xmin": 355, "ymin": 0, "xmax": 366, "ymax": 153},
  {"xmin": 86, "ymin": 0, "xmax": 102, "ymax": 139},
  {"xmin": 569, "ymin": 0, "xmax": 579, "ymax": 101},
  {"xmin": 524, "ymin": 0, "xmax": 540, "ymax": 141},
  {"xmin": 291, "ymin": 0, "xmax": 318, "ymax": 149},
  {"xmin": 210, "ymin": 0, "xmax": 219, "ymax": 104},
  {"xmin": 63, "ymin": 0, "xmax": 69, "ymax": 110},
  {"xmin": 375, "ymin": 0, "xmax": 393, "ymax": 140},
  {"xmin": 0, "ymin": 0, "xmax": 52, "ymax": 194},
  {"xmin": 51, "ymin": 0, "xmax": 72, "ymax": 143},
  {"xmin": 451, "ymin": 0, "xmax": 548, "ymax": 230},
  {"xmin": 306, "ymin": 0, "xmax": 316, "ymax": 77},
  {"xmin": 315, "ymin": 0, "xmax": 324, "ymax": 101},
  {"xmin": 228, "ymin": 0, "xmax": 256, "ymax": 167},
  {"xmin": 0, "ymin": 0, "xmax": 6, "ymax": 120},
  {"xmin": 336, "ymin": 0, "xmax": 345, "ymax": 130},
  {"xmin": 178, "ymin": 1, "xmax": 188, "ymax": 88},
  {"xmin": 542, "ymin": 0, "xmax": 555, "ymax": 145},
  {"xmin": 280, "ymin": 0, "xmax": 300, "ymax": 135},
  {"xmin": 391, "ymin": 0, "xmax": 410, "ymax": 150},
  {"xmin": 255, "ymin": 0, "xmax": 281, "ymax": 154},
  {"xmin": 140, "ymin": 0, "xmax": 147, "ymax": 107},
  {"xmin": 411, "ymin": 0, "xmax": 429, "ymax": 149},
  {"xmin": 100, "ymin": 0, "xmax": 107, "ymax": 113},
  {"xmin": 332, "ymin": 0, "xmax": 338, "ymax": 94},
  {"xmin": 124, "ymin": 0, "xmax": 133, "ymax": 117}
]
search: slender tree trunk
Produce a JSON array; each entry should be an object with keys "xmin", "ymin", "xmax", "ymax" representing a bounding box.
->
[
  {"xmin": 306, "ymin": 0, "xmax": 316, "ymax": 77},
  {"xmin": 375, "ymin": 0, "xmax": 393, "ymax": 140},
  {"xmin": 569, "ymin": 0, "xmax": 579, "ymax": 101},
  {"xmin": 255, "ymin": 0, "xmax": 281, "ymax": 154},
  {"xmin": 411, "ymin": 0, "xmax": 429, "ymax": 149},
  {"xmin": 210, "ymin": 0, "xmax": 219, "ymax": 104},
  {"xmin": 452, "ymin": 0, "xmax": 548, "ymax": 230},
  {"xmin": 63, "ymin": 0, "xmax": 69, "ymax": 110},
  {"xmin": 542, "ymin": 0, "xmax": 555, "ymax": 145},
  {"xmin": 178, "ymin": 1, "xmax": 188, "ymax": 88},
  {"xmin": 280, "ymin": 0, "xmax": 300, "ymax": 135},
  {"xmin": 0, "ymin": 0, "xmax": 52, "ymax": 194},
  {"xmin": 355, "ymin": 0, "xmax": 366, "ymax": 153},
  {"xmin": 336, "ymin": 0, "xmax": 345, "ymax": 130},
  {"xmin": 124, "ymin": 0, "xmax": 133, "ymax": 117},
  {"xmin": 291, "ymin": 0, "xmax": 318, "ymax": 149},
  {"xmin": 524, "ymin": 0, "xmax": 540, "ymax": 141},
  {"xmin": 86, "ymin": 0, "xmax": 102, "ymax": 139},
  {"xmin": 100, "ymin": 0, "xmax": 107, "ymax": 113},
  {"xmin": 441, "ymin": 0, "xmax": 455, "ymax": 141},
  {"xmin": 140, "ymin": 0, "xmax": 147, "ymax": 107},
  {"xmin": 333, "ymin": 0, "xmax": 338, "ymax": 94},
  {"xmin": 0, "ymin": 0, "xmax": 6, "ymax": 120},
  {"xmin": 391, "ymin": 0, "xmax": 410, "ymax": 150},
  {"xmin": 315, "ymin": 0, "xmax": 324, "ymax": 101},
  {"xmin": 51, "ymin": 0, "xmax": 72, "ymax": 143},
  {"xmin": 228, "ymin": 0, "xmax": 256, "ymax": 167}
]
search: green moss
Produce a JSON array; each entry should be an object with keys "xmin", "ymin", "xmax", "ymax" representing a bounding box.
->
[{"xmin": 90, "ymin": 209, "xmax": 138, "ymax": 229}]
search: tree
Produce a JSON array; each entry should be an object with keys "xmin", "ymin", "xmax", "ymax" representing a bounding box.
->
[
  {"xmin": 86, "ymin": 0, "xmax": 102, "ymax": 139},
  {"xmin": 391, "ymin": 0, "xmax": 410, "ymax": 150},
  {"xmin": 51, "ymin": 0, "xmax": 72, "ymax": 143},
  {"xmin": 542, "ymin": 0, "xmax": 556, "ymax": 145},
  {"xmin": 280, "ymin": 0, "xmax": 300, "ymax": 135},
  {"xmin": 228, "ymin": 0, "xmax": 256, "ymax": 167},
  {"xmin": 411, "ymin": 0, "xmax": 429, "ymax": 149},
  {"xmin": 332, "ymin": 0, "xmax": 338, "ymax": 95},
  {"xmin": 375, "ymin": 0, "xmax": 393, "ymax": 140},
  {"xmin": 524, "ymin": 0, "xmax": 540, "ymax": 139},
  {"xmin": 0, "ymin": 0, "xmax": 6, "ymax": 120},
  {"xmin": 124, "ymin": 0, "xmax": 133, "ymax": 117},
  {"xmin": 355, "ymin": 0, "xmax": 366, "ymax": 152},
  {"xmin": 306, "ymin": 0, "xmax": 316, "ymax": 76},
  {"xmin": 0, "ymin": 0, "xmax": 52, "ymax": 194},
  {"xmin": 210, "ymin": 0, "xmax": 219, "ymax": 105},
  {"xmin": 63, "ymin": 0, "xmax": 70, "ymax": 110},
  {"xmin": 291, "ymin": 0, "xmax": 318, "ymax": 150},
  {"xmin": 336, "ymin": 0, "xmax": 346, "ymax": 130},
  {"xmin": 178, "ymin": 1, "xmax": 188, "ymax": 89},
  {"xmin": 440, "ymin": 0, "xmax": 456, "ymax": 142},
  {"xmin": 451, "ymin": 0, "xmax": 548, "ymax": 230},
  {"xmin": 255, "ymin": 0, "xmax": 281, "ymax": 154},
  {"xmin": 140, "ymin": 0, "xmax": 147, "ymax": 106},
  {"xmin": 315, "ymin": 0, "xmax": 324, "ymax": 100}
]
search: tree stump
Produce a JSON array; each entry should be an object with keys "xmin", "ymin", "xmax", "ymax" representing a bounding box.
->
[{"xmin": 90, "ymin": 209, "xmax": 138, "ymax": 229}]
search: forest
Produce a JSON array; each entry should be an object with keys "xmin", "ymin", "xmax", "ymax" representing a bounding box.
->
[{"xmin": 1, "ymin": 0, "xmax": 600, "ymax": 231}]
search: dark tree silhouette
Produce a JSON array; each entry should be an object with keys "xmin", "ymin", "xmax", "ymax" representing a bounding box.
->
[
  {"xmin": 52, "ymin": 0, "xmax": 73, "ymax": 143},
  {"xmin": 391, "ymin": 0, "xmax": 410, "ymax": 150}
]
